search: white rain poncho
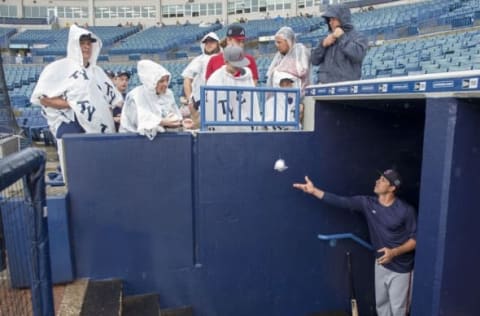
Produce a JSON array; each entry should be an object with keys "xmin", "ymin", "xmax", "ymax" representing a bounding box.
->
[
  {"xmin": 205, "ymin": 66, "xmax": 261, "ymax": 132},
  {"xmin": 266, "ymin": 27, "xmax": 311, "ymax": 95},
  {"xmin": 120, "ymin": 60, "xmax": 181, "ymax": 139},
  {"xmin": 31, "ymin": 24, "xmax": 122, "ymax": 136},
  {"xmin": 264, "ymin": 72, "xmax": 298, "ymax": 125},
  {"xmin": 181, "ymin": 32, "xmax": 220, "ymax": 103}
]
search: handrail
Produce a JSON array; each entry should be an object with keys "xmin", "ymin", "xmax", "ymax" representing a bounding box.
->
[
  {"xmin": 317, "ymin": 233, "xmax": 374, "ymax": 251},
  {"xmin": 199, "ymin": 85, "xmax": 301, "ymax": 131}
]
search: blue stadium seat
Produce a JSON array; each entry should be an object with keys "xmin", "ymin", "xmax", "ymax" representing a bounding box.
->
[
  {"xmin": 128, "ymin": 54, "xmax": 141, "ymax": 61},
  {"xmin": 98, "ymin": 55, "xmax": 110, "ymax": 62},
  {"xmin": 43, "ymin": 56, "xmax": 56, "ymax": 63},
  {"xmin": 175, "ymin": 51, "xmax": 189, "ymax": 59}
]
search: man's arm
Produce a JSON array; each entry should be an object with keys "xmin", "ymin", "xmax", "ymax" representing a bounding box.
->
[
  {"xmin": 40, "ymin": 96, "xmax": 69, "ymax": 109},
  {"xmin": 246, "ymin": 55, "xmax": 259, "ymax": 85},
  {"xmin": 336, "ymin": 33, "xmax": 368, "ymax": 63},
  {"xmin": 293, "ymin": 176, "xmax": 364, "ymax": 211},
  {"xmin": 311, "ymin": 42, "xmax": 327, "ymax": 66},
  {"xmin": 377, "ymin": 238, "xmax": 416, "ymax": 265},
  {"xmin": 183, "ymin": 77, "xmax": 193, "ymax": 101},
  {"xmin": 311, "ymin": 27, "xmax": 343, "ymax": 66}
]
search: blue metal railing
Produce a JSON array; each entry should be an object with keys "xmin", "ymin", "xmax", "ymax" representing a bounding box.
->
[
  {"xmin": 199, "ymin": 85, "xmax": 301, "ymax": 131},
  {"xmin": 318, "ymin": 233, "xmax": 374, "ymax": 251}
]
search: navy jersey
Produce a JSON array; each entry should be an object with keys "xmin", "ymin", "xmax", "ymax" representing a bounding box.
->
[{"xmin": 323, "ymin": 192, "xmax": 417, "ymax": 273}]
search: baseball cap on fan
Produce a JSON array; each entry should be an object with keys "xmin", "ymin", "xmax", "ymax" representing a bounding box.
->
[
  {"xmin": 226, "ymin": 24, "xmax": 246, "ymax": 41},
  {"xmin": 116, "ymin": 70, "xmax": 131, "ymax": 79},
  {"xmin": 275, "ymin": 71, "xmax": 296, "ymax": 86},
  {"xmin": 223, "ymin": 45, "xmax": 250, "ymax": 68}
]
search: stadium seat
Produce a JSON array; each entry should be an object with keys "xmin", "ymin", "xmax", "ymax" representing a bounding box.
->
[{"xmin": 128, "ymin": 54, "xmax": 141, "ymax": 61}]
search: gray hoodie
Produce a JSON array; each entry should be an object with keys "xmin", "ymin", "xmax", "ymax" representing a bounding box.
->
[{"xmin": 311, "ymin": 4, "xmax": 368, "ymax": 84}]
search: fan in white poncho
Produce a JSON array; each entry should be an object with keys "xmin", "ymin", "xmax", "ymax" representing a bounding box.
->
[
  {"xmin": 263, "ymin": 72, "xmax": 300, "ymax": 130},
  {"xmin": 31, "ymin": 24, "xmax": 122, "ymax": 136},
  {"xmin": 120, "ymin": 60, "xmax": 182, "ymax": 139},
  {"xmin": 30, "ymin": 25, "xmax": 123, "ymax": 183},
  {"xmin": 204, "ymin": 45, "xmax": 261, "ymax": 132},
  {"xmin": 266, "ymin": 26, "xmax": 310, "ymax": 96}
]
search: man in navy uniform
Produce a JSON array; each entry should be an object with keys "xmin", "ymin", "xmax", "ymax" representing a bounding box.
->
[{"xmin": 293, "ymin": 169, "xmax": 417, "ymax": 316}]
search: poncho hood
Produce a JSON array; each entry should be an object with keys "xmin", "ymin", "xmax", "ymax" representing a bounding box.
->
[{"xmin": 66, "ymin": 24, "xmax": 102, "ymax": 67}]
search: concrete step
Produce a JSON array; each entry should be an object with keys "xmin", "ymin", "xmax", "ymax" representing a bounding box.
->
[
  {"xmin": 160, "ymin": 305, "xmax": 194, "ymax": 316},
  {"xmin": 58, "ymin": 278, "xmax": 192, "ymax": 316},
  {"xmin": 121, "ymin": 293, "xmax": 160, "ymax": 316},
  {"xmin": 79, "ymin": 278, "xmax": 122, "ymax": 316},
  {"xmin": 57, "ymin": 279, "xmax": 89, "ymax": 316}
]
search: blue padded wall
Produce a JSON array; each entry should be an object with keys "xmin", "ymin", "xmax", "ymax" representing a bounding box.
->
[
  {"xmin": 411, "ymin": 98, "xmax": 480, "ymax": 316},
  {"xmin": 64, "ymin": 132, "xmax": 375, "ymax": 315},
  {"xmin": 1, "ymin": 199, "xmax": 31, "ymax": 288},
  {"xmin": 63, "ymin": 95, "xmax": 425, "ymax": 316},
  {"xmin": 440, "ymin": 99, "xmax": 480, "ymax": 315},
  {"xmin": 0, "ymin": 195, "xmax": 74, "ymax": 287},
  {"xmin": 411, "ymin": 98, "xmax": 457, "ymax": 316},
  {"xmin": 45, "ymin": 194, "xmax": 74, "ymax": 283},
  {"xmin": 64, "ymin": 134, "xmax": 194, "ymax": 294},
  {"xmin": 195, "ymin": 132, "xmax": 375, "ymax": 315}
]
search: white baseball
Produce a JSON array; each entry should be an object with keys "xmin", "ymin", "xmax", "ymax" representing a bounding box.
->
[{"xmin": 274, "ymin": 159, "xmax": 288, "ymax": 172}]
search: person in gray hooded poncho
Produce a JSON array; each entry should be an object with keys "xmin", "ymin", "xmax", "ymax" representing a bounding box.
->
[
  {"xmin": 267, "ymin": 26, "xmax": 310, "ymax": 96},
  {"xmin": 311, "ymin": 4, "xmax": 368, "ymax": 84}
]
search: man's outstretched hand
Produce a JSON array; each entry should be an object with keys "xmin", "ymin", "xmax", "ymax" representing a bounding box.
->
[
  {"xmin": 293, "ymin": 176, "xmax": 325, "ymax": 199},
  {"xmin": 293, "ymin": 176, "xmax": 316, "ymax": 194}
]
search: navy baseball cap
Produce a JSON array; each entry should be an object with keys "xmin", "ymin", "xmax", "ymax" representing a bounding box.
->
[
  {"xmin": 380, "ymin": 169, "xmax": 402, "ymax": 188},
  {"xmin": 226, "ymin": 24, "xmax": 246, "ymax": 40},
  {"xmin": 116, "ymin": 70, "xmax": 131, "ymax": 79}
]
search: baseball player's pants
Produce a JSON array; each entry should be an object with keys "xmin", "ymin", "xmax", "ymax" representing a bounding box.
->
[{"xmin": 375, "ymin": 263, "xmax": 413, "ymax": 316}]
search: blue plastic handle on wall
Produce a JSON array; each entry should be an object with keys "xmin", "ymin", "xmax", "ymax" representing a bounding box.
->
[{"xmin": 318, "ymin": 233, "xmax": 373, "ymax": 251}]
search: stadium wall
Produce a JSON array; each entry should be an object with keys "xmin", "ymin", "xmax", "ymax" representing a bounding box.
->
[
  {"xmin": 411, "ymin": 97, "xmax": 480, "ymax": 316},
  {"xmin": 304, "ymin": 72, "xmax": 480, "ymax": 316},
  {"xmin": 62, "ymin": 95, "xmax": 426, "ymax": 315},
  {"xmin": 59, "ymin": 71, "xmax": 480, "ymax": 315}
]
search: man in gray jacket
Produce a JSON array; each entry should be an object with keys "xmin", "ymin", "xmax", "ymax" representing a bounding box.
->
[{"xmin": 311, "ymin": 4, "xmax": 368, "ymax": 83}]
